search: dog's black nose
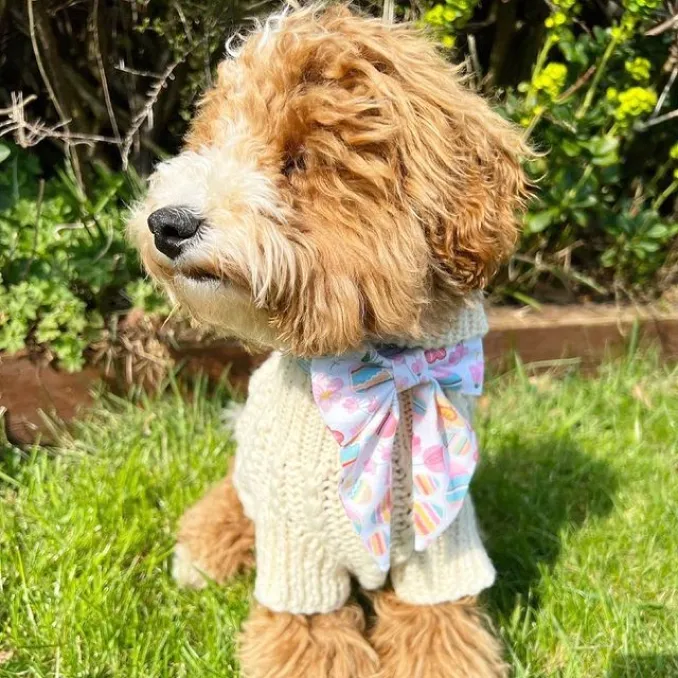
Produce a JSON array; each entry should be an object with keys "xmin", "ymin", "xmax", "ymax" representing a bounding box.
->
[{"xmin": 147, "ymin": 206, "xmax": 202, "ymax": 260}]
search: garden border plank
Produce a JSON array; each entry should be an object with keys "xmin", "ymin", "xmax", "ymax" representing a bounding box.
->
[{"xmin": 1, "ymin": 304, "xmax": 676, "ymax": 445}]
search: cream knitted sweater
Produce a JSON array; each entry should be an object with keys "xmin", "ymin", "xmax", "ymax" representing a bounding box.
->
[{"xmin": 232, "ymin": 297, "xmax": 495, "ymax": 615}]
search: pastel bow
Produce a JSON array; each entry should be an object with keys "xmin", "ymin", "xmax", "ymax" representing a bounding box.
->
[{"xmin": 309, "ymin": 337, "xmax": 484, "ymax": 571}]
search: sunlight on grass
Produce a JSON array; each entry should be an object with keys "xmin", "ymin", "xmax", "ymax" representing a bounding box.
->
[{"xmin": 1, "ymin": 358, "xmax": 677, "ymax": 677}]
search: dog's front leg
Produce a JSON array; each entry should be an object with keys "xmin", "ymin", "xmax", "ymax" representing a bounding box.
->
[
  {"xmin": 239, "ymin": 603, "xmax": 379, "ymax": 678},
  {"xmin": 173, "ymin": 470, "xmax": 255, "ymax": 588},
  {"xmin": 370, "ymin": 496, "xmax": 506, "ymax": 677}
]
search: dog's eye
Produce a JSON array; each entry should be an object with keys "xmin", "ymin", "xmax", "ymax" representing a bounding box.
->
[{"xmin": 282, "ymin": 154, "xmax": 306, "ymax": 177}]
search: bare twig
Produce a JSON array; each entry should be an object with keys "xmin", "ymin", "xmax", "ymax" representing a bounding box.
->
[
  {"xmin": 121, "ymin": 57, "xmax": 184, "ymax": 169},
  {"xmin": 26, "ymin": 0, "xmax": 83, "ymax": 187},
  {"xmin": 27, "ymin": 1, "xmax": 67, "ymax": 128},
  {"xmin": 1, "ymin": 95, "xmax": 120, "ymax": 147},
  {"xmin": 636, "ymin": 107, "xmax": 678, "ymax": 130},
  {"xmin": 115, "ymin": 62, "xmax": 164, "ymax": 79},
  {"xmin": 651, "ymin": 65, "xmax": 678, "ymax": 117},
  {"xmin": 92, "ymin": 0, "xmax": 121, "ymax": 143},
  {"xmin": 173, "ymin": 0, "xmax": 194, "ymax": 43},
  {"xmin": 0, "ymin": 94, "xmax": 37, "ymax": 116},
  {"xmin": 556, "ymin": 65, "xmax": 596, "ymax": 103},
  {"xmin": 467, "ymin": 33, "xmax": 482, "ymax": 88},
  {"xmin": 382, "ymin": 0, "xmax": 394, "ymax": 24},
  {"xmin": 645, "ymin": 12, "xmax": 678, "ymax": 36}
]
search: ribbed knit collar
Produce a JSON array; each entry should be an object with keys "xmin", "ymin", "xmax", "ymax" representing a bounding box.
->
[{"xmin": 384, "ymin": 292, "xmax": 489, "ymax": 350}]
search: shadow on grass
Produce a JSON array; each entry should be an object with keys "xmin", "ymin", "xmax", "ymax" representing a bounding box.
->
[
  {"xmin": 473, "ymin": 433, "xmax": 618, "ymax": 616},
  {"xmin": 607, "ymin": 654, "xmax": 678, "ymax": 677}
]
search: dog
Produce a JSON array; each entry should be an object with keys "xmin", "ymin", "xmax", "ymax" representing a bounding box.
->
[{"xmin": 129, "ymin": 5, "xmax": 529, "ymax": 676}]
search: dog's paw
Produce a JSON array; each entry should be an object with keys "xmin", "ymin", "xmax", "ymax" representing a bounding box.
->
[
  {"xmin": 172, "ymin": 543, "xmax": 210, "ymax": 589},
  {"xmin": 174, "ymin": 474, "xmax": 255, "ymax": 587},
  {"xmin": 239, "ymin": 604, "xmax": 380, "ymax": 678},
  {"xmin": 371, "ymin": 592, "xmax": 508, "ymax": 678}
]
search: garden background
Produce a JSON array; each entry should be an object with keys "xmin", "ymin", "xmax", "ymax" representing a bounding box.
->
[
  {"xmin": 0, "ymin": 0, "xmax": 677, "ymax": 371},
  {"xmin": 1, "ymin": 2, "xmax": 678, "ymax": 677}
]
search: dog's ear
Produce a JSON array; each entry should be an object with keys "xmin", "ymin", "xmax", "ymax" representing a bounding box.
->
[
  {"xmin": 405, "ymin": 72, "xmax": 531, "ymax": 297},
  {"xmin": 309, "ymin": 13, "xmax": 532, "ymax": 298}
]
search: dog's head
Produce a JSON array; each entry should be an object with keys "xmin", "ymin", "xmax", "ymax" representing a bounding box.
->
[{"xmin": 128, "ymin": 5, "xmax": 529, "ymax": 356}]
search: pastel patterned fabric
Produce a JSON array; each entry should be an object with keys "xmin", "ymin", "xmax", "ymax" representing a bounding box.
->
[{"xmin": 309, "ymin": 337, "xmax": 484, "ymax": 571}]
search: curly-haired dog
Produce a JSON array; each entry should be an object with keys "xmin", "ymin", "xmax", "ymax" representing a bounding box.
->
[{"xmin": 129, "ymin": 5, "xmax": 529, "ymax": 677}]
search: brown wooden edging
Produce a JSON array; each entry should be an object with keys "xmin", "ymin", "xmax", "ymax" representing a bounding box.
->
[{"xmin": 1, "ymin": 304, "xmax": 676, "ymax": 446}]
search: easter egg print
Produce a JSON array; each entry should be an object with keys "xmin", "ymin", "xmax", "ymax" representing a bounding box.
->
[
  {"xmin": 413, "ymin": 502, "xmax": 443, "ymax": 535},
  {"xmin": 377, "ymin": 411, "xmax": 398, "ymax": 438},
  {"xmin": 422, "ymin": 445, "xmax": 446, "ymax": 472},
  {"xmin": 368, "ymin": 530, "xmax": 388, "ymax": 557},
  {"xmin": 340, "ymin": 444, "xmax": 360, "ymax": 467},
  {"xmin": 445, "ymin": 476, "xmax": 471, "ymax": 503},
  {"xmin": 414, "ymin": 474, "xmax": 439, "ymax": 496},
  {"xmin": 349, "ymin": 478, "xmax": 373, "ymax": 504}
]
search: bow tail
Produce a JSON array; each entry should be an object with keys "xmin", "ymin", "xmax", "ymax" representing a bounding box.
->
[
  {"xmin": 411, "ymin": 383, "xmax": 478, "ymax": 553},
  {"xmin": 338, "ymin": 397, "xmax": 399, "ymax": 572}
]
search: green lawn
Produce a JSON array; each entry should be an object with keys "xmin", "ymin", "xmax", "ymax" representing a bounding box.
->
[{"xmin": 1, "ymin": 356, "xmax": 677, "ymax": 677}]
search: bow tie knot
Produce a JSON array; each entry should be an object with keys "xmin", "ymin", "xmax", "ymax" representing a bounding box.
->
[
  {"xmin": 309, "ymin": 337, "xmax": 484, "ymax": 571},
  {"xmin": 351, "ymin": 349, "xmax": 432, "ymax": 396}
]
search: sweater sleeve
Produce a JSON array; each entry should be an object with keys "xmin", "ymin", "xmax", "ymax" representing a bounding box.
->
[{"xmin": 390, "ymin": 495, "xmax": 495, "ymax": 605}]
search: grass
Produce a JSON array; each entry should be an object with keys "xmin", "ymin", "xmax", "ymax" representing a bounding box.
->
[{"xmin": 1, "ymin": 356, "xmax": 677, "ymax": 677}]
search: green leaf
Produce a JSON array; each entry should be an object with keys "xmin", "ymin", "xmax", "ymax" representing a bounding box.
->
[
  {"xmin": 561, "ymin": 139, "xmax": 582, "ymax": 158},
  {"xmin": 572, "ymin": 209, "xmax": 590, "ymax": 227},
  {"xmin": 646, "ymin": 224, "xmax": 669, "ymax": 239},
  {"xmin": 573, "ymin": 195, "xmax": 599, "ymax": 209},
  {"xmin": 525, "ymin": 209, "xmax": 558, "ymax": 233},
  {"xmin": 587, "ymin": 136, "xmax": 619, "ymax": 158},
  {"xmin": 586, "ymin": 136, "xmax": 619, "ymax": 167},
  {"xmin": 0, "ymin": 144, "xmax": 11, "ymax": 165}
]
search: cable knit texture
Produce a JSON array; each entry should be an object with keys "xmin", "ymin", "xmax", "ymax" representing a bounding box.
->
[{"xmin": 233, "ymin": 296, "xmax": 495, "ymax": 614}]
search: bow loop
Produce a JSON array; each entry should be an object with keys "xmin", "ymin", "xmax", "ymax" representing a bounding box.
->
[{"xmin": 310, "ymin": 337, "xmax": 484, "ymax": 571}]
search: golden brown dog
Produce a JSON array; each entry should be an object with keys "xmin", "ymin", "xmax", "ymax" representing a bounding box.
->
[{"xmin": 129, "ymin": 5, "xmax": 529, "ymax": 676}]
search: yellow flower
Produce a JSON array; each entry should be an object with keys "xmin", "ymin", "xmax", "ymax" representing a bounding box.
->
[
  {"xmin": 614, "ymin": 87, "xmax": 657, "ymax": 126},
  {"xmin": 423, "ymin": 5, "xmax": 445, "ymax": 27},
  {"xmin": 669, "ymin": 143, "xmax": 678, "ymax": 161},
  {"xmin": 625, "ymin": 57, "xmax": 651, "ymax": 82},
  {"xmin": 533, "ymin": 63, "xmax": 568, "ymax": 100},
  {"xmin": 552, "ymin": 0, "xmax": 578, "ymax": 9},
  {"xmin": 545, "ymin": 11, "xmax": 568, "ymax": 28},
  {"xmin": 606, "ymin": 87, "xmax": 619, "ymax": 102},
  {"xmin": 623, "ymin": 0, "xmax": 663, "ymax": 19},
  {"xmin": 611, "ymin": 15, "xmax": 638, "ymax": 42}
]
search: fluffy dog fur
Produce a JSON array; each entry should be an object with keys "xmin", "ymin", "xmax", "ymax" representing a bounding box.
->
[
  {"xmin": 240, "ymin": 604, "xmax": 379, "ymax": 678},
  {"xmin": 371, "ymin": 591, "xmax": 508, "ymax": 678},
  {"xmin": 129, "ymin": 4, "xmax": 529, "ymax": 676},
  {"xmin": 173, "ymin": 472, "xmax": 255, "ymax": 588}
]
